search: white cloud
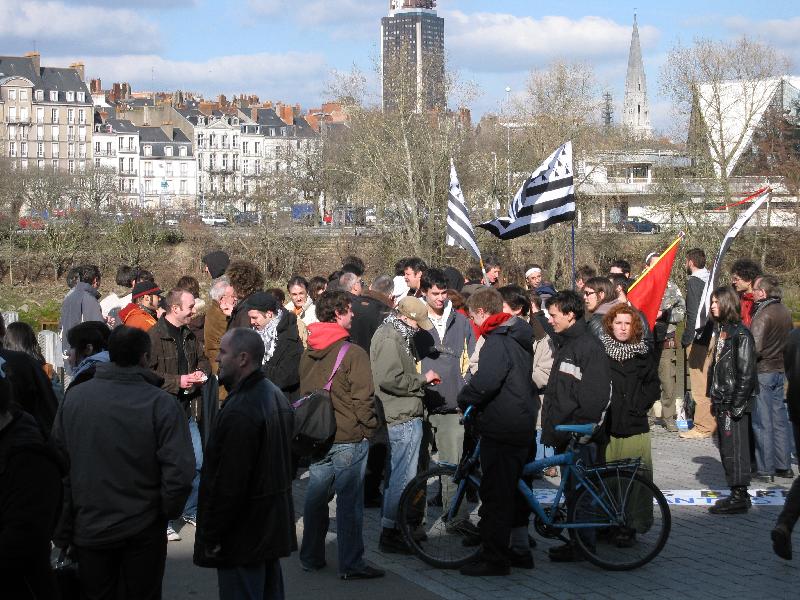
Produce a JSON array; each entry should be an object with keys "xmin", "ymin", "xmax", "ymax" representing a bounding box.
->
[
  {"xmin": 445, "ymin": 12, "xmax": 659, "ymax": 73},
  {"xmin": 53, "ymin": 52, "xmax": 329, "ymax": 103},
  {"xmin": 247, "ymin": 0, "xmax": 383, "ymax": 39},
  {"xmin": 0, "ymin": 0, "xmax": 161, "ymax": 55},
  {"xmin": 724, "ymin": 16, "xmax": 800, "ymax": 50}
]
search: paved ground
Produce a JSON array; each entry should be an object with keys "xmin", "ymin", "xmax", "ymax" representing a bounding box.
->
[{"xmin": 164, "ymin": 427, "xmax": 799, "ymax": 599}]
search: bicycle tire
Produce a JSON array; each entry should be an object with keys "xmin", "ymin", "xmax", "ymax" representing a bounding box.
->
[
  {"xmin": 397, "ymin": 464, "xmax": 482, "ymax": 569},
  {"xmin": 568, "ymin": 471, "xmax": 670, "ymax": 571}
]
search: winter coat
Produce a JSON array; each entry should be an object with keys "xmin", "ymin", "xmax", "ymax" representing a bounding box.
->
[
  {"xmin": 300, "ymin": 337, "xmax": 378, "ymax": 443},
  {"xmin": 119, "ymin": 302, "xmax": 157, "ymax": 331},
  {"xmin": 605, "ymin": 352, "xmax": 661, "ymax": 438},
  {"xmin": 60, "ymin": 282, "xmax": 104, "ymax": 354},
  {"xmin": 204, "ymin": 300, "xmax": 228, "ymax": 375},
  {"xmin": 284, "ymin": 297, "xmax": 318, "ymax": 326},
  {"xmin": 263, "ymin": 310, "xmax": 304, "ymax": 400},
  {"xmin": 194, "ymin": 370, "xmax": 297, "ymax": 568},
  {"xmin": 52, "ymin": 363, "xmax": 194, "ymax": 547},
  {"xmin": 0, "ymin": 411, "xmax": 64, "ymax": 600},
  {"xmin": 707, "ymin": 322, "xmax": 758, "ymax": 417},
  {"xmin": 750, "ymin": 299, "xmax": 793, "ymax": 373},
  {"xmin": 416, "ymin": 307, "xmax": 476, "ymax": 414},
  {"xmin": 530, "ymin": 317, "xmax": 555, "ymax": 392},
  {"xmin": 682, "ymin": 268, "xmax": 710, "ymax": 347},
  {"xmin": 0, "ymin": 348, "xmax": 58, "ymax": 436},
  {"xmin": 148, "ymin": 316, "xmax": 211, "ymax": 402},
  {"xmin": 228, "ymin": 292, "xmax": 256, "ymax": 330},
  {"xmin": 586, "ymin": 300, "xmax": 621, "ymax": 339},
  {"xmin": 784, "ymin": 328, "xmax": 800, "ymax": 424},
  {"xmin": 349, "ymin": 292, "xmax": 388, "ymax": 352},
  {"xmin": 457, "ymin": 316, "xmax": 538, "ymax": 447},
  {"xmin": 541, "ymin": 319, "xmax": 612, "ymax": 449},
  {"xmin": 370, "ymin": 322, "xmax": 427, "ymax": 426},
  {"xmin": 65, "ymin": 351, "xmax": 109, "ymax": 392}
]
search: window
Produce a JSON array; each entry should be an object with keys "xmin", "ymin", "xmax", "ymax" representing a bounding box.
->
[
  {"xmin": 166, "ymin": 163, "xmax": 173, "ymax": 177},
  {"xmin": 243, "ymin": 160, "xmax": 249, "ymax": 175},
  {"xmin": 119, "ymin": 158, "xmax": 125, "ymax": 172},
  {"xmin": 20, "ymin": 107, "xmax": 29, "ymax": 122},
  {"xmin": 8, "ymin": 125, "xmax": 16, "ymax": 139},
  {"xmin": 128, "ymin": 158, "xmax": 133, "ymax": 172},
  {"xmin": 78, "ymin": 109, "xmax": 85, "ymax": 124},
  {"xmin": 20, "ymin": 142, "xmax": 28, "ymax": 157},
  {"xmin": 37, "ymin": 142, "xmax": 44, "ymax": 157},
  {"xmin": 51, "ymin": 143, "xmax": 59, "ymax": 157},
  {"xmin": 20, "ymin": 89, "xmax": 28, "ymax": 101},
  {"xmin": 222, "ymin": 135, "xmax": 228, "ymax": 148},
  {"xmin": 79, "ymin": 160, "xmax": 85, "ymax": 172},
  {"xmin": 68, "ymin": 144, "xmax": 75, "ymax": 157},
  {"xmin": 52, "ymin": 159, "xmax": 58, "ymax": 169},
  {"xmin": 197, "ymin": 133, "xmax": 204, "ymax": 147},
  {"xmin": 38, "ymin": 160, "xmax": 44, "ymax": 169},
  {"xmin": 106, "ymin": 142, "xmax": 112, "ymax": 154},
  {"xmin": 51, "ymin": 108, "xmax": 58, "ymax": 123},
  {"xmin": 232, "ymin": 135, "xmax": 238, "ymax": 148},
  {"xmin": 145, "ymin": 180, "xmax": 151, "ymax": 193},
  {"xmin": 35, "ymin": 89, "xmax": 43, "ymax": 101},
  {"xmin": 68, "ymin": 126, "xmax": 75, "ymax": 140},
  {"xmin": 180, "ymin": 180, "xmax": 187, "ymax": 194},
  {"xmin": 50, "ymin": 90, "xmax": 58, "ymax": 102},
  {"xmin": 8, "ymin": 107, "xmax": 16, "ymax": 121},
  {"xmin": 222, "ymin": 154, "xmax": 228, "ymax": 169},
  {"xmin": 180, "ymin": 162, "xmax": 187, "ymax": 176},
  {"xmin": 144, "ymin": 145, "xmax": 152, "ymax": 156},
  {"xmin": 36, "ymin": 107, "xmax": 44, "ymax": 123},
  {"xmin": 8, "ymin": 142, "xmax": 16, "ymax": 157},
  {"xmin": 242, "ymin": 141, "xmax": 249, "ymax": 154},
  {"xmin": 79, "ymin": 126, "xmax": 86, "ymax": 141},
  {"xmin": 79, "ymin": 144, "xmax": 86, "ymax": 158},
  {"xmin": 68, "ymin": 160, "xmax": 75, "ymax": 174},
  {"xmin": 128, "ymin": 137, "xmax": 134, "ymax": 151},
  {"xmin": 77, "ymin": 92, "xmax": 85, "ymax": 102},
  {"xmin": 66, "ymin": 91, "xmax": 74, "ymax": 102},
  {"xmin": 37, "ymin": 125, "xmax": 44, "ymax": 139},
  {"xmin": 165, "ymin": 145, "xmax": 173, "ymax": 157},
  {"xmin": 8, "ymin": 89, "xmax": 16, "ymax": 101},
  {"xmin": 67, "ymin": 109, "xmax": 74, "ymax": 124},
  {"xmin": 95, "ymin": 158, "xmax": 100, "ymax": 168},
  {"xmin": 51, "ymin": 125, "xmax": 59, "ymax": 139},
  {"xmin": 21, "ymin": 160, "xmax": 28, "ymax": 170},
  {"xmin": 179, "ymin": 146, "xmax": 187, "ymax": 157},
  {"xmin": 254, "ymin": 142, "xmax": 260, "ymax": 154}
]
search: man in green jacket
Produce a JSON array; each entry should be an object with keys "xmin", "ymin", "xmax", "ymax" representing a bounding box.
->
[{"xmin": 370, "ymin": 297, "xmax": 439, "ymax": 553}]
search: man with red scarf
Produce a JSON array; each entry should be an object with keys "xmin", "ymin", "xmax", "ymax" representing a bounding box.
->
[{"xmin": 457, "ymin": 288, "xmax": 538, "ymax": 577}]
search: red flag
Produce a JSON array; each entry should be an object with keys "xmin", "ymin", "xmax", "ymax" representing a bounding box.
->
[{"xmin": 627, "ymin": 234, "xmax": 684, "ymax": 330}]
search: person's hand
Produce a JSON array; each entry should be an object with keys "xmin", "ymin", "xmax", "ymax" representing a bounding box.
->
[
  {"xmin": 425, "ymin": 370, "xmax": 441, "ymax": 384},
  {"xmin": 105, "ymin": 315, "xmax": 116, "ymax": 327},
  {"xmin": 191, "ymin": 370, "xmax": 207, "ymax": 383},
  {"xmin": 179, "ymin": 375, "xmax": 195, "ymax": 389}
]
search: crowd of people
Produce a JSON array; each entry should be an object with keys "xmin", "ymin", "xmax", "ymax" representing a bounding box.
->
[{"xmin": 1, "ymin": 247, "xmax": 800, "ymax": 599}]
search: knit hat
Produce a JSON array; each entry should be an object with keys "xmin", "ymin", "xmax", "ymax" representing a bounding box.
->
[
  {"xmin": 244, "ymin": 291, "xmax": 280, "ymax": 314},
  {"xmin": 131, "ymin": 281, "xmax": 162, "ymax": 300},
  {"xmin": 396, "ymin": 297, "xmax": 434, "ymax": 330},
  {"xmin": 203, "ymin": 250, "xmax": 230, "ymax": 278},
  {"xmin": 392, "ymin": 275, "xmax": 410, "ymax": 300}
]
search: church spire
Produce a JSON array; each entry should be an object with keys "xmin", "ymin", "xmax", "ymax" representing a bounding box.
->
[{"xmin": 623, "ymin": 13, "xmax": 652, "ymax": 138}]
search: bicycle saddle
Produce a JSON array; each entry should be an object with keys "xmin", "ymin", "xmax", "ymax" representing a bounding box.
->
[{"xmin": 555, "ymin": 423, "xmax": 596, "ymax": 436}]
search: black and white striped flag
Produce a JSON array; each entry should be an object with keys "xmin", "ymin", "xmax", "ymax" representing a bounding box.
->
[
  {"xmin": 446, "ymin": 161, "xmax": 482, "ymax": 261},
  {"xmin": 478, "ymin": 141, "xmax": 575, "ymax": 240}
]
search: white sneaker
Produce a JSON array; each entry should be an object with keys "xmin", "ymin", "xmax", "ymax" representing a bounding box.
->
[
  {"xmin": 167, "ymin": 526, "xmax": 181, "ymax": 542},
  {"xmin": 182, "ymin": 516, "xmax": 197, "ymax": 528}
]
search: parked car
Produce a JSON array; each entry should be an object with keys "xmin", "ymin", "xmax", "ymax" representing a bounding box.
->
[
  {"xmin": 18, "ymin": 215, "xmax": 46, "ymax": 230},
  {"xmin": 621, "ymin": 216, "xmax": 660, "ymax": 234},
  {"xmin": 201, "ymin": 215, "xmax": 229, "ymax": 227},
  {"xmin": 233, "ymin": 211, "xmax": 260, "ymax": 226}
]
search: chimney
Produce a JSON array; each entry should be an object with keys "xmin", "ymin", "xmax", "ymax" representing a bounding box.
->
[
  {"xmin": 70, "ymin": 62, "xmax": 85, "ymax": 81},
  {"xmin": 279, "ymin": 105, "xmax": 293, "ymax": 125},
  {"xmin": 90, "ymin": 78, "xmax": 102, "ymax": 93},
  {"xmin": 25, "ymin": 51, "xmax": 41, "ymax": 72}
]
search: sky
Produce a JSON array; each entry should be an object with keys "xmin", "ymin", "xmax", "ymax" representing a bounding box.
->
[{"xmin": 2, "ymin": 0, "xmax": 799, "ymax": 133}]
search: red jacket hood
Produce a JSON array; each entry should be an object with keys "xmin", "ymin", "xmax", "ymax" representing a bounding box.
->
[
  {"xmin": 119, "ymin": 302, "xmax": 137, "ymax": 321},
  {"xmin": 307, "ymin": 322, "xmax": 350, "ymax": 350}
]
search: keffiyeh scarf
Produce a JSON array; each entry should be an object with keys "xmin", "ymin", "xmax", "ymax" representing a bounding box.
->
[
  {"xmin": 384, "ymin": 313, "xmax": 416, "ymax": 357},
  {"xmin": 256, "ymin": 309, "xmax": 283, "ymax": 364},
  {"xmin": 600, "ymin": 333, "xmax": 649, "ymax": 363}
]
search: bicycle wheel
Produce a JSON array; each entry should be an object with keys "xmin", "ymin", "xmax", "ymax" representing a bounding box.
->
[
  {"xmin": 397, "ymin": 464, "xmax": 482, "ymax": 569},
  {"xmin": 568, "ymin": 471, "xmax": 670, "ymax": 571}
]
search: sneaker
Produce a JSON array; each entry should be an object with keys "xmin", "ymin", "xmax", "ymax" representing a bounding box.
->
[
  {"xmin": 340, "ymin": 566, "xmax": 385, "ymax": 580},
  {"xmin": 708, "ymin": 489, "xmax": 751, "ymax": 514},
  {"xmin": 661, "ymin": 417, "xmax": 679, "ymax": 433},
  {"xmin": 753, "ymin": 473, "xmax": 775, "ymax": 485},
  {"xmin": 771, "ymin": 523, "xmax": 793, "ymax": 560},
  {"xmin": 679, "ymin": 428, "xmax": 713, "ymax": 440},
  {"xmin": 775, "ymin": 469, "xmax": 795, "ymax": 479},
  {"xmin": 459, "ymin": 559, "xmax": 510, "ymax": 576},
  {"xmin": 166, "ymin": 526, "xmax": 181, "ymax": 542},
  {"xmin": 182, "ymin": 516, "xmax": 197, "ymax": 527},
  {"xmin": 379, "ymin": 529, "xmax": 412, "ymax": 555}
]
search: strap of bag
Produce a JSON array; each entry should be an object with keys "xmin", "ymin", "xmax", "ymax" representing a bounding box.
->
[{"xmin": 323, "ymin": 342, "xmax": 350, "ymax": 392}]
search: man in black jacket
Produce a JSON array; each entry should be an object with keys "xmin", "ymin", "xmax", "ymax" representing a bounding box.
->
[
  {"xmin": 339, "ymin": 272, "xmax": 385, "ymax": 352},
  {"xmin": 541, "ymin": 290, "xmax": 611, "ymax": 562},
  {"xmin": 457, "ymin": 288, "xmax": 537, "ymax": 576},
  {"xmin": 194, "ymin": 328, "xmax": 296, "ymax": 599}
]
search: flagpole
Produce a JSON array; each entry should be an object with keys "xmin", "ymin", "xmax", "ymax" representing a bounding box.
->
[
  {"xmin": 571, "ymin": 223, "xmax": 576, "ymax": 290},
  {"xmin": 627, "ymin": 232, "xmax": 685, "ymax": 294},
  {"xmin": 479, "ymin": 258, "xmax": 489, "ymax": 286}
]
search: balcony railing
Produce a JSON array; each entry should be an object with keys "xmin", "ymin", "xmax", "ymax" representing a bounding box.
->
[
  {"xmin": 119, "ymin": 169, "xmax": 138, "ymax": 176},
  {"xmin": 5, "ymin": 115, "xmax": 31, "ymax": 123},
  {"xmin": 94, "ymin": 149, "xmax": 116, "ymax": 157}
]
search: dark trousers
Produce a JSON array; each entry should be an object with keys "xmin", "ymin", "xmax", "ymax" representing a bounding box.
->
[
  {"xmin": 75, "ymin": 519, "xmax": 167, "ymax": 600},
  {"xmin": 364, "ymin": 443, "xmax": 387, "ymax": 501},
  {"xmin": 716, "ymin": 412, "xmax": 751, "ymax": 488},
  {"xmin": 217, "ymin": 559, "xmax": 284, "ymax": 600},
  {"xmin": 477, "ymin": 438, "xmax": 530, "ymax": 565}
]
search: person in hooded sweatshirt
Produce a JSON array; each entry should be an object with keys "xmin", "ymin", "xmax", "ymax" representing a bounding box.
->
[
  {"xmin": 0, "ymin": 358, "xmax": 65, "ymax": 600},
  {"xmin": 457, "ymin": 288, "xmax": 538, "ymax": 577},
  {"xmin": 298, "ymin": 290, "xmax": 383, "ymax": 580}
]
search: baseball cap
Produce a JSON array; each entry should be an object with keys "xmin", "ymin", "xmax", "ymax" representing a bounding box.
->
[
  {"xmin": 396, "ymin": 297, "xmax": 433, "ymax": 330},
  {"xmin": 131, "ymin": 281, "xmax": 163, "ymax": 300}
]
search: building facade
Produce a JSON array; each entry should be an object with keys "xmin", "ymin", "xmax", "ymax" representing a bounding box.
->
[
  {"xmin": 622, "ymin": 15, "xmax": 652, "ymax": 138},
  {"xmin": 381, "ymin": 0, "xmax": 445, "ymax": 112}
]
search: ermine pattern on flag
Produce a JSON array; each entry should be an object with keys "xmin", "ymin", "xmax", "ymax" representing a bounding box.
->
[{"xmin": 446, "ymin": 162, "xmax": 482, "ymax": 261}]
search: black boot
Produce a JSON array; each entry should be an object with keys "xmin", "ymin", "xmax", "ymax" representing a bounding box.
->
[
  {"xmin": 708, "ymin": 487, "xmax": 751, "ymax": 514},
  {"xmin": 771, "ymin": 522, "xmax": 793, "ymax": 560},
  {"xmin": 379, "ymin": 528, "xmax": 412, "ymax": 554}
]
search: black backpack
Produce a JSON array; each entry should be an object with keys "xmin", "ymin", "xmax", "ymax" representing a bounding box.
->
[{"xmin": 291, "ymin": 343, "xmax": 350, "ymax": 459}]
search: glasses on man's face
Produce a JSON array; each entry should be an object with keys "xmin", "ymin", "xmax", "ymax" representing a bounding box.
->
[{"xmin": 583, "ymin": 290, "xmax": 596, "ymax": 297}]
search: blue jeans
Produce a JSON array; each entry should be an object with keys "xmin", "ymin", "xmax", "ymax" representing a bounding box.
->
[
  {"xmin": 300, "ymin": 440, "xmax": 369, "ymax": 575},
  {"xmin": 218, "ymin": 559, "xmax": 284, "ymax": 600},
  {"xmin": 381, "ymin": 417, "xmax": 423, "ymax": 530},
  {"xmin": 172, "ymin": 416, "xmax": 202, "ymax": 528},
  {"xmin": 752, "ymin": 372, "xmax": 794, "ymax": 474}
]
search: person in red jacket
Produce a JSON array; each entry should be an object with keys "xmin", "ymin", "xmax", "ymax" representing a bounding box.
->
[
  {"xmin": 730, "ymin": 258, "xmax": 762, "ymax": 327},
  {"xmin": 119, "ymin": 281, "xmax": 163, "ymax": 332}
]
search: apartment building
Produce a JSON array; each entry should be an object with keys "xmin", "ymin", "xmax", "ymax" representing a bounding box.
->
[
  {"xmin": 93, "ymin": 118, "xmax": 141, "ymax": 205},
  {"xmin": 138, "ymin": 126, "xmax": 197, "ymax": 207},
  {"xmin": 0, "ymin": 52, "xmax": 92, "ymax": 173}
]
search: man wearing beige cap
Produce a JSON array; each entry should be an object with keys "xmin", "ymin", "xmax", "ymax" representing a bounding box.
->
[{"xmin": 370, "ymin": 296, "xmax": 440, "ymax": 554}]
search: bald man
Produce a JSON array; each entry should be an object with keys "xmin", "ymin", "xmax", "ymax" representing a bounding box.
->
[{"xmin": 194, "ymin": 328, "xmax": 296, "ymax": 599}]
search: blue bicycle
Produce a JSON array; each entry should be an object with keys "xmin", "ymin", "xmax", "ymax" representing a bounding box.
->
[{"xmin": 398, "ymin": 421, "xmax": 671, "ymax": 571}]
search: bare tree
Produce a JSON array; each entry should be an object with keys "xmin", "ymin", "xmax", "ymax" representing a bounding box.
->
[{"xmin": 70, "ymin": 165, "xmax": 119, "ymax": 213}]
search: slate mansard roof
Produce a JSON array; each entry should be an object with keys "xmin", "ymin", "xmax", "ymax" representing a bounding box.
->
[{"xmin": 0, "ymin": 55, "xmax": 91, "ymax": 104}]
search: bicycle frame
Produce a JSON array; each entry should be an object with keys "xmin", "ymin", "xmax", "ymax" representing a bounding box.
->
[{"xmin": 445, "ymin": 437, "xmax": 642, "ymax": 531}]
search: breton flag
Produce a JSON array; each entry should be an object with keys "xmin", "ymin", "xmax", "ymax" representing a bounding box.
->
[
  {"xmin": 628, "ymin": 233, "xmax": 684, "ymax": 330},
  {"xmin": 446, "ymin": 160, "xmax": 482, "ymax": 262},
  {"xmin": 694, "ymin": 187, "xmax": 771, "ymax": 333},
  {"xmin": 478, "ymin": 141, "xmax": 575, "ymax": 240}
]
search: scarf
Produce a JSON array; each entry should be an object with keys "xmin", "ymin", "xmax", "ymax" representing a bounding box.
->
[
  {"xmin": 256, "ymin": 309, "xmax": 283, "ymax": 364},
  {"xmin": 384, "ymin": 313, "xmax": 416, "ymax": 356},
  {"xmin": 478, "ymin": 312, "xmax": 513, "ymax": 338},
  {"xmin": 600, "ymin": 333, "xmax": 649, "ymax": 363}
]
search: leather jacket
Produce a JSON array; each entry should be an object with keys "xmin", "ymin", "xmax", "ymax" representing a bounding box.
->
[
  {"xmin": 707, "ymin": 322, "xmax": 757, "ymax": 417},
  {"xmin": 750, "ymin": 298, "xmax": 793, "ymax": 373}
]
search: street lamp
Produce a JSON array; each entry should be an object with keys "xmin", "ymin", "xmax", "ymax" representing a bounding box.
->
[{"xmin": 505, "ymin": 86, "xmax": 511, "ymax": 191}]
